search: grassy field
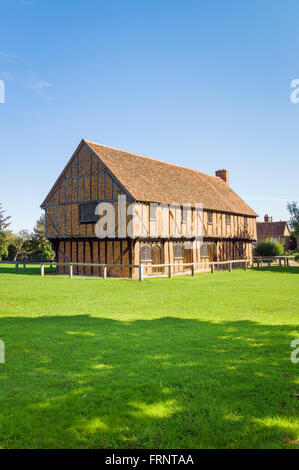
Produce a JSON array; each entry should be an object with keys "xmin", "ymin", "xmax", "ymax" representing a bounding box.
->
[{"xmin": 0, "ymin": 265, "xmax": 298, "ymax": 449}]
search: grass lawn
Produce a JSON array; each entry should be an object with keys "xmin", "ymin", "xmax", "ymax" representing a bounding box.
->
[{"xmin": 0, "ymin": 265, "xmax": 298, "ymax": 449}]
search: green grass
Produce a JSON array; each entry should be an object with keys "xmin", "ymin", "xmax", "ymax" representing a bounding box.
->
[{"xmin": 0, "ymin": 265, "xmax": 298, "ymax": 449}]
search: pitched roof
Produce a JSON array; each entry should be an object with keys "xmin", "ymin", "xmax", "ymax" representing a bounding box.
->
[
  {"xmin": 85, "ymin": 140, "xmax": 257, "ymax": 216},
  {"xmin": 257, "ymin": 221, "xmax": 290, "ymax": 238}
]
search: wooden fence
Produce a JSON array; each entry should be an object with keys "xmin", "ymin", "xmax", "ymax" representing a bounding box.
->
[{"xmin": 0, "ymin": 256, "xmax": 295, "ymax": 281}]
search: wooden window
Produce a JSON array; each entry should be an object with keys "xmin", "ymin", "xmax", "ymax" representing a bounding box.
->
[
  {"xmin": 174, "ymin": 244, "xmax": 183, "ymax": 259},
  {"xmin": 208, "ymin": 211, "xmax": 213, "ymax": 224},
  {"xmin": 239, "ymin": 242, "xmax": 243, "ymax": 255},
  {"xmin": 244, "ymin": 216, "xmax": 248, "ymax": 228},
  {"xmin": 140, "ymin": 245, "xmax": 152, "ymax": 262},
  {"xmin": 226, "ymin": 214, "xmax": 231, "ymax": 225},
  {"xmin": 201, "ymin": 243, "xmax": 209, "ymax": 258},
  {"xmin": 79, "ymin": 202, "xmax": 98, "ymax": 223}
]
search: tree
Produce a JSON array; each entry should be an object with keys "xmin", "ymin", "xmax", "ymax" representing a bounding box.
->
[
  {"xmin": 0, "ymin": 204, "xmax": 11, "ymax": 231},
  {"xmin": 254, "ymin": 240, "xmax": 284, "ymax": 257},
  {"xmin": 0, "ymin": 204, "xmax": 10, "ymax": 260},
  {"xmin": 28, "ymin": 215, "xmax": 55, "ymax": 260},
  {"xmin": 11, "ymin": 230, "xmax": 31, "ymax": 260},
  {"xmin": 0, "ymin": 232, "xmax": 8, "ymax": 260},
  {"xmin": 287, "ymin": 201, "xmax": 299, "ymax": 234}
]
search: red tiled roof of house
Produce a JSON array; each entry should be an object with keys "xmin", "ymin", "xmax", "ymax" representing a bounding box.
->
[
  {"xmin": 257, "ymin": 221, "xmax": 290, "ymax": 238},
  {"xmin": 85, "ymin": 140, "xmax": 257, "ymax": 216}
]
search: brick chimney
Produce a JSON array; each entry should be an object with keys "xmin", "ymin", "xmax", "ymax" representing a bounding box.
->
[
  {"xmin": 264, "ymin": 214, "xmax": 269, "ymax": 222},
  {"xmin": 215, "ymin": 169, "xmax": 229, "ymax": 185}
]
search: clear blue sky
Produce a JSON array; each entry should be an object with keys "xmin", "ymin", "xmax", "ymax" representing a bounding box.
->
[{"xmin": 0, "ymin": 0, "xmax": 298, "ymax": 232}]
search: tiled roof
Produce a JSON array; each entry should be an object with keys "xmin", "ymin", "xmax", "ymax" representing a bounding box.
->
[
  {"xmin": 257, "ymin": 221, "xmax": 290, "ymax": 238},
  {"xmin": 86, "ymin": 140, "xmax": 257, "ymax": 216}
]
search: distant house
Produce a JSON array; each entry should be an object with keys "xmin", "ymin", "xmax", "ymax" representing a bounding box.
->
[
  {"xmin": 41, "ymin": 139, "xmax": 257, "ymax": 277},
  {"xmin": 257, "ymin": 215, "xmax": 291, "ymax": 251}
]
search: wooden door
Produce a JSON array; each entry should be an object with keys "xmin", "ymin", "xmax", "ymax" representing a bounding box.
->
[
  {"xmin": 208, "ymin": 243, "xmax": 216, "ymax": 262},
  {"xmin": 152, "ymin": 245, "xmax": 162, "ymax": 273},
  {"xmin": 183, "ymin": 247, "xmax": 193, "ymax": 270}
]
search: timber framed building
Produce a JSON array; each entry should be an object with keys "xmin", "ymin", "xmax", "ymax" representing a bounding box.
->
[{"xmin": 41, "ymin": 139, "xmax": 258, "ymax": 277}]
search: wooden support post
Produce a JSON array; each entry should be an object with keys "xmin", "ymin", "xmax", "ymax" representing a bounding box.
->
[
  {"xmin": 41, "ymin": 264, "xmax": 44, "ymax": 277},
  {"xmin": 69, "ymin": 264, "xmax": 73, "ymax": 279},
  {"xmin": 268, "ymin": 260, "xmax": 271, "ymax": 267},
  {"xmin": 244, "ymin": 260, "xmax": 248, "ymax": 271},
  {"xmin": 279, "ymin": 258, "xmax": 282, "ymax": 266},
  {"xmin": 229, "ymin": 262, "xmax": 232, "ymax": 272},
  {"xmin": 287, "ymin": 258, "xmax": 289, "ymax": 266},
  {"xmin": 168, "ymin": 264, "xmax": 172, "ymax": 278},
  {"xmin": 103, "ymin": 265, "xmax": 107, "ymax": 280},
  {"xmin": 191, "ymin": 264, "xmax": 195, "ymax": 276},
  {"xmin": 15, "ymin": 262, "xmax": 19, "ymax": 273},
  {"xmin": 139, "ymin": 265, "xmax": 143, "ymax": 282},
  {"xmin": 211, "ymin": 262, "xmax": 214, "ymax": 274}
]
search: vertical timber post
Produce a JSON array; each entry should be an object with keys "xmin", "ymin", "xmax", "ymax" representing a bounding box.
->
[
  {"xmin": 139, "ymin": 265, "xmax": 143, "ymax": 281},
  {"xmin": 229, "ymin": 262, "xmax": 232, "ymax": 272},
  {"xmin": 15, "ymin": 262, "xmax": 19, "ymax": 273},
  {"xmin": 70, "ymin": 263, "xmax": 73, "ymax": 279},
  {"xmin": 168, "ymin": 264, "xmax": 172, "ymax": 278},
  {"xmin": 103, "ymin": 265, "xmax": 107, "ymax": 280},
  {"xmin": 191, "ymin": 264, "xmax": 195, "ymax": 276},
  {"xmin": 244, "ymin": 260, "xmax": 248, "ymax": 271},
  {"xmin": 41, "ymin": 264, "xmax": 44, "ymax": 277},
  {"xmin": 211, "ymin": 262, "xmax": 214, "ymax": 274}
]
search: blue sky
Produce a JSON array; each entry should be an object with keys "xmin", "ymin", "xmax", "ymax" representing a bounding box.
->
[{"xmin": 0, "ymin": 0, "xmax": 298, "ymax": 232}]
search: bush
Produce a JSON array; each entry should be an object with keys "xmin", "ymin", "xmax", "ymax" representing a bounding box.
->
[{"xmin": 255, "ymin": 241, "xmax": 284, "ymax": 257}]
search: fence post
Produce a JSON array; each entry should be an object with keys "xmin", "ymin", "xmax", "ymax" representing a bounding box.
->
[
  {"xmin": 244, "ymin": 260, "xmax": 248, "ymax": 271},
  {"xmin": 229, "ymin": 262, "xmax": 232, "ymax": 272},
  {"xmin": 168, "ymin": 264, "xmax": 172, "ymax": 278},
  {"xmin": 191, "ymin": 264, "xmax": 195, "ymax": 276},
  {"xmin": 41, "ymin": 264, "xmax": 44, "ymax": 277},
  {"xmin": 15, "ymin": 262, "xmax": 19, "ymax": 273},
  {"xmin": 268, "ymin": 260, "xmax": 271, "ymax": 267},
  {"xmin": 69, "ymin": 263, "xmax": 73, "ymax": 279},
  {"xmin": 211, "ymin": 262, "xmax": 214, "ymax": 274},
  {"xmin": 287, "ymin": 258, "xmax": 289, "ymax": 266},
  {"xmin": 139, "ymin": 265, "xmax": 143, "ymax": 281},
  {"xmin": 103, "ymin": 265, "xmax": 107, "ymax": 280},
  {"xmin": 279, "ymin": 258, "xmax": 282, "ymax": 267}
]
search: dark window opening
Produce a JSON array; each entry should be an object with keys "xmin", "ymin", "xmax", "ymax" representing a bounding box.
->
[
  {"xmin": 79, "ymin": 202, "xmax": 98, "ymax": 223},
  {"xmin": 226, "ymin": 214, "xmax": 231, "ymax": 225},
  {"xmin": 208, "ymin": 211, "xmax": 213, "ymax": 224}
]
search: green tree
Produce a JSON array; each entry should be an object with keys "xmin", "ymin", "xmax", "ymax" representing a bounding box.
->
[
  {"xmin": 255, "ymin": 240, "xmax": 284, "ymax": 257},
  {"xmin": 29, "ymin": 215, "xmax": 55, "ymax": 260},
  {"xmin": 0, "ymin": 203, "xmax": 11, "ymax": 231},
  {"xmin": 0, "ymin": 204, "xmax": 11, "ymax": 260},
  {"xmin": 12, "ymin": 230, "xmax": 31, "ymax": 260},
  {"xmin": 287, "ymin": 201, "xmax": 299, "ymax": 234}
]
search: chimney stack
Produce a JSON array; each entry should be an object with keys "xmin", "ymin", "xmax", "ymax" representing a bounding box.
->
[
  {"xmin": 264, "ymin": 214, "xmax": 269, "ymax": 222},
  {"xmin": 215, "ymin": 169, "xmax": 229, "ymax": 185}
]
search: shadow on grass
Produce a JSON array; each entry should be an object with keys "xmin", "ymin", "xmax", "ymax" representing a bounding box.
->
[{"xmin": 0, "ymin": 315, "xmax": 298, "ymax": 449}]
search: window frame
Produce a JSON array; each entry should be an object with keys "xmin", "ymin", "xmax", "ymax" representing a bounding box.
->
[
  {"xmin": 174, "ymin": 244, "xmax": 183, "ymax": 260},
  {"xmin": 207, "ymin": 211, "xmax": 213, "ymax": 225},
  {"xmin": 225, "ymin": 214, "xmax": 231, "ymax": 225},
  {"xmin": 200, "ymin": 243, "xmax": 209, "ymax": 258},
  {"xmin": 139, "ymin": 245, "xmax": 152, "ymax": 262}
]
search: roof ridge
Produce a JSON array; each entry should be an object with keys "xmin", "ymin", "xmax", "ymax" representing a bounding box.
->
[{"xmin": 84, "ymin": 139, "xmax": 222, "ymax": 182}]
